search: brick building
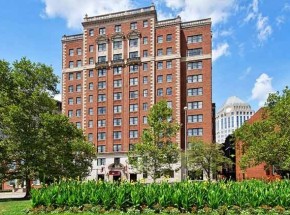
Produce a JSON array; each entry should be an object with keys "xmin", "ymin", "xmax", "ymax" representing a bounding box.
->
[{"xmin": 62, "ymin": 5, "xmax": 213, "ymax": 182}]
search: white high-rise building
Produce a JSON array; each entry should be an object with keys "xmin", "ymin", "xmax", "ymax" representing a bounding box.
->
[{"xmin": 216, "ymin": 96, "xmax": 255, "ymax": 143}]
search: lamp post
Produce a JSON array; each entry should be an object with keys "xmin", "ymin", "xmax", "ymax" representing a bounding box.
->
[{"xmin": 184, "ymin": 106, "xmax": 188, "ymax": 180}]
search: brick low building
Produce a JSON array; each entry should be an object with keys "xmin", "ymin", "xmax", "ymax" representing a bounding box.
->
[{"xmin": 62, "ymin": 5, "xmax": 213, "ymax": 182}]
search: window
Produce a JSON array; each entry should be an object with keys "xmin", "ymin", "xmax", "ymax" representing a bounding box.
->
[
  {"xmin": 143, "ymin": 37, "xmax": 148, "ymax": 44},
  {"xmin": 143, "ymin": 50, "xmax": 148, "ymax": 57},
  {"xmin": 188, "ymin": 128, "xmax": 203, "ymax": 136},
  {"xmin": 187, "ymin": 61, "xmax": 202, "ymax": 70},
  {"xmin": 76, "ymin": 97, "xmax": 81, "ymax": 104},
  {"xmin": 114, "ymin": 79, "xmax": 122, "ymax": 88},
  {"xmin": 89, "ymin": 45, "xmax": 94, "ymax": 52},
  {"xmin": 129, "ymin": 38, "xmax": 138, "ymax": 47},
  {"xmin": 99, "ymin": 27, "xmax": 106, "ymax": 35},
  {"xmin": 130, "ymin": 104, "xmax": 138, "ymax": 112},
  {"xmin": 143, "ymin": 89, "xmax": 148, "ymax": 97},
  {"xmin": 143, "ymin": 63, "xmax": 148, "ymax": 71},
  {"xmin": 89, "ymin": 82, "xmax": 93, "ymax": 90},
  {"xmin": 76, "ymin": 84, "xmax": 82, "ymax": 92},
  {"xmin": 157, "ymin": 75, "xmax": 163, "ymax": 83},
  {"xmin": 98, "ymin": 81, "xmax": 106, "ymax": 89},
  {"xmin": 89, "ymin": 58, "xmax": 94, "ymax": 65},
  {"xmin": 157, "ymin": 62, "xmax": 163, "ymax": 70},
  {"xmin": 143, "ymin": 103, "xmax": 148, "ymax": 110},
  {"xmin": 129, "ymin": 144, "xmax": 135, "ymax": 151},
  {"xmin": 68, "ymin": 110, "xmax": 73, "ymax": 117},
  {"xmin": 113, "ymin": 144, "xmax": 122, "ymax": 151},
  {"xmin": 113, "ymin": 67, "xmax": 122, "ymax": 75},
  {"xmin": 167, "ymin": 101, "xmax": 172, "ymax": 108},
  {"xmin": 188, "ymin": 101, "xmax": 203, "ymax": 110},
  {"xmin": 88, "ymin": 108, "xmax": 93, "ymax": 115},
  {"xmin": 166, "ymin": 87, "xmax": 172, "ymax": 95},
  {"xmin": 113, "ymin": 132, "xmax": 122, "ymax": 140},
  {"xmin": 157, "ymin": 88, "xmax": 163, "ymax": 96},
  {"xmin": 113, "ymin": 41, "xmax": 122, "ymax": 49},
  {"xmin": 166, "ymin": 34, "xmax": 172, "ymax": 42},
  {"xmin": 113, "ymin": 54, "xmax": 122, "ymax": 61},
  {"xmin": 68, "ymin": 98, "xmax": 73, "ymax": 105},
  {"xmin": 188, "ymin": 48, "xmax": 202, "ymax": 56},
  {"xmin": 130, "ymin": 65, "xmax": 138, "ymax": 73},
  {"xmin": 98, "ymin": 107, "xmax": 106, "ymax": 115},
  {"xmin": 97, "ymin": 145, "xmax": 106, "ymax": 153},
  {"xmin": 76, "ymin": 72, "xmax": 82, "ymax": 79},
  {"xmin": 166, "ymin": 47, "xmax": 172, "ymax": 55},
  {"xmin": 157, "ymin": 35, "xmax": 163, "ymax": 43},
  {"xmin": 143, "ymin": 116, "xmax": 148, "ymax": 124},
  {"xmin": 114, "ymin": 92, "xmax": 122, "ymax": 100},
  {"xmin": 166, "ymin": 74, "xmax": 172, "ymax": 82},
  {"xmin": 130, "ymin": 22, "xmax": 137, "ymax": 30},
  {"xmin": 98, "ymin": 132, "xmax": 106, "ymax": 140},
  {"xmin": 188, "ymin": 114, "xmax": 203, "ymax": 123},
  {"xmin": 143, "ymin": 20, "xmax": 148, "ymax": 27},
  {"xmin": 69, "ymin": 49, "xmax": 74, "ymax": 56},
  {"xmin": 76, "ymin": 109, "xmax": 82, "ymax": 117},
  {"xmin": 89, "ymin": 70, "xmax": 94, "ymax": 77},
  {"xmin": 165, "ymin": 61, "xmax": 172, "ymax": 69},
  {"xmin": 114, "ymin": 118, "xmax": 122, "ymax": 126},
  {"xmin": 76, "ymin": 122, "xmax": 81, "ymax": 129},
  {"xmin": 129, "ymin": 51, "xmax": 138, "ymax": 58},
  {"xmin": 77, "ymin": 48, "xmax": 82, "ymax": 55},
  {"xmin": 98, "ymin": 119, "xmax": 106, "ymax": 127},
  {"xmin": 130, "ymin": 78, "xmax": 138, "ymax": 86},
  {"xmin": 98, "ymin": 94, "xmax": 106, "ymax": 102},
  {"xmin": 98, "ymin": 69, "xmax": 106, "ymax": 77},
  {"xmin": 88, "ymin": 120, "xmax": 93, "ymax": 128},
  {"xmin": 98, "ymin": 43, "xmax": 106, "ymax": 52},
  {"xmin": 129, "ymin": 91, "xmax": 138, "ymax": 99},
  {"xmin": 143, "ymin": 76, "xmax": 148, "ymax": 84},
  {"xmin": 130, "ymin": 117, "xmax": 138, "ymax": 125},
  {"xmin": 188, "ymin": 88, "xmax": 203, "ymax": 96},
  {"xmin": 69, "ymin": 61, "xmax": 74, "ymax": 68},
  {"xmin": 187, "ymin": 75, "xmax": 203, "ymax": 83},
  {"xmin": 88, "ymin": 133, "xmax": 93, "ymax": 142},
  {"xmin": 88, "ymin": 95, "xmax": 93, "ymax": 103},
  {"xmin": 130, "ymin": 130, "xmax": 138, "ymax": 138},
  {"xmin": 97, "ymin": 158, "xmax": 106, "ymax": 165},
  {"xmin": 68, "ymin": 85, "xmax": 73, "ymax": 92},
  {"xmin": 187, "ymin": 35, "xmax": 202, "ymax": 43},
  {"xmin": 157, "ymin": 49, "xmax": 163, "ymax": 56},
  {"xmin": 68, "ymin": 73, "xmax": 73, "ymax": 80},
  {"xmin": 114, "ymin": 105, "xmax": 122, "ymax": 113},
  {"xmin": 115, "ymin": 25, "xmax": 121, "ymax": 32},
  {"xmin": 89, "ymin": 29, "xmax": 94, "ymax": 36}
]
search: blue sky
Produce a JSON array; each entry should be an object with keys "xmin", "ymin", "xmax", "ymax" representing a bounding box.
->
[{"xmin": 0, "ymin": 0, "xmax": 289, "ymax": 111}]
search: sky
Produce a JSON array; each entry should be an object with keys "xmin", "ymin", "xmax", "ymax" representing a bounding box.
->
[{"xmin": 0, "ymin": 0, "xmax": 289, "ymax": 111}]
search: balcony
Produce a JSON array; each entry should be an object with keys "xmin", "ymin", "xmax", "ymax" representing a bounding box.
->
[
  {"xmin": 111, "ymin": 59, "xmax": 125, "ymax": 67},
  {"xmin": 127, "ymin": 57, "xmax": 141, "ymax": 65},
  {"xmin": 95, "ymin": 61, "xmax": 109, "ymax": 69}
]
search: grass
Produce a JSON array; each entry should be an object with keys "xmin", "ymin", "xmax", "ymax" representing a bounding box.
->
[{"xmin": 0, "ymin": 199, "xmax": 31, "ymax": 215}]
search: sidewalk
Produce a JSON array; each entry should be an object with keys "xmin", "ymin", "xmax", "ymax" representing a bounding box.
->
[{"xmin": 0, "ymin": 192, "xmax": 25, "ymax": 199}]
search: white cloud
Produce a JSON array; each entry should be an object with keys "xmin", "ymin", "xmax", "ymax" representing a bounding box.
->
[
  {"xmin": 244, "ymin": 0, "xmax": 258, "ymax": 22},
  {"xmin": 212, "ymin": 42, "xmax": 230, "ymax": 62},
  {"xmin": 239, "ymin": 67, "xmax": 252, "ymax": 80},
  {"xmin": 251, "ymin": 73, "xmax": 274, "ymax": 107},
  {"xmin": 256, "ymin": 14, "xmax": 272, "ymax": 42},
  {"xmin": 283, "ymin": 3, "xmax": 290, "ymax": 12},
  {"xmin": 54, "ymin": 93, "xmax": 62, "ymax": 102},
  {"xmin": 42, "ymin": 0, "xmax": 133, "ymax": 29},
  {"xmin": 163, "ymin": 0, "xmax": 184, "ymax": 10},
  {"xmin": 276, "ymin": 16, "xmax": 285, "ymax": 26}
]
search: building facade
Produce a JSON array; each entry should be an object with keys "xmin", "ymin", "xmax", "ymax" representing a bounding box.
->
[
  {"xmin": 62, "ymin": 5, "xmax": 213, "ymax": 182},
  {"xmin": 216, "ymin": 96, "xmax": 255, "ymax": 144}
]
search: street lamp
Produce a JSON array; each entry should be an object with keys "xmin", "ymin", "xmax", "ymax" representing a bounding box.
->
[{"xmin": 184, "ymin": 106, "xmax": 188, "ymax": 180}]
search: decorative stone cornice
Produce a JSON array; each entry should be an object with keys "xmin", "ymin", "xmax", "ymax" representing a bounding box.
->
[
  {"xmin": 96, "ymin": 35, "xmax": 109, "ymax": 43},
  {"xmin": 127, "ymin": 30, "xmax": 141, "ymax": 39},
  {"xmin": 111, "ymin": 32, "xmax": 125, "ymax": 40}
]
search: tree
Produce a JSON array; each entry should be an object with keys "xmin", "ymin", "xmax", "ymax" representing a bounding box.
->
[
  {"xmin": 187, "ymin": 138, "xmax": 232, "ymax": 182},
  {"xmin": 128, "ymin": 100, "xmax": 180, "ymax": 182},
  {"xmin": 0, "ymin": 58, "xmax": 96, "ymax": 198},
  {"xmin": 234, "ymin": 87, "xmax": 290, "ymax": 173}
]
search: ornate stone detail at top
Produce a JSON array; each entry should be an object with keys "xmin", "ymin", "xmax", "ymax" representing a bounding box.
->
[
  {"xmin": 111, "ymin": 32, "xmax": 125, "ymax": 40},
  {"xmin": 127, "ymin": 30, "xmax": 141, "ymax": 39},
  {"xmin": 96, "ymin": 35, "xmax": 109, "ymax": 43}
]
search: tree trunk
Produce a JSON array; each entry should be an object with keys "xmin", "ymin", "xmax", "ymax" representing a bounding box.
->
[{"xmin": 24, "ymin": 177, "xmax": 31, "ymax": 199}]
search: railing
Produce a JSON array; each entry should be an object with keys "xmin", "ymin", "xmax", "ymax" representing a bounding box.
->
[
  {"xmin": 181, "ymin": 18, "xmax": 211, "ymax": 28},
  {"xmin": 111, "ymin": 59, "xmax": 124, "ymax": 66},
  {"xmin": 95, "ymin": 61, "xmax": 109, "ymax": 68},
  {"xmin": 127, "ymin": 57, "xmax": 141, "ymax": 65},
  {"xmin": 62, "ymin": 34, "xmax": 83, "ymax": 41}
]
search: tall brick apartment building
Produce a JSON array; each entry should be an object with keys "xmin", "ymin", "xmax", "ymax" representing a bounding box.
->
[{"xmin": 62, "ymin": 5, "xmax": 213, "ymax": 182}]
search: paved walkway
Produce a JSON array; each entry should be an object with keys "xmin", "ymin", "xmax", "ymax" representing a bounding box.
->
[{"xmin": 0, "ymin": 192, "xmax": 25, "ymax": 199}]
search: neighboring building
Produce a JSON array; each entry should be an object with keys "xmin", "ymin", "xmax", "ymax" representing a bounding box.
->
[
  {"xmin": 215, "ymin": 96, "xmax": 254, "ymax": 144},
  {"xmin": 62, "ymin": 5, "xmax": 213, "ymax": 182}
]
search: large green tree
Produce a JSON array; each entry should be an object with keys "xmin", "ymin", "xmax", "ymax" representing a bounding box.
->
[
  {"xmin": 0, "ymin": 58, "xmax": 96, "ymax": 197},
  {"xmin": 187, "ymin": 138, "xmax": 232, "ymax": 182},
  {"xmin": 128, "ymin": 100, "xmax": 180, "ymax": 182},
  {"xmin": 234, "ymin": 87, "xmax": 290, "ymax": 173}
]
